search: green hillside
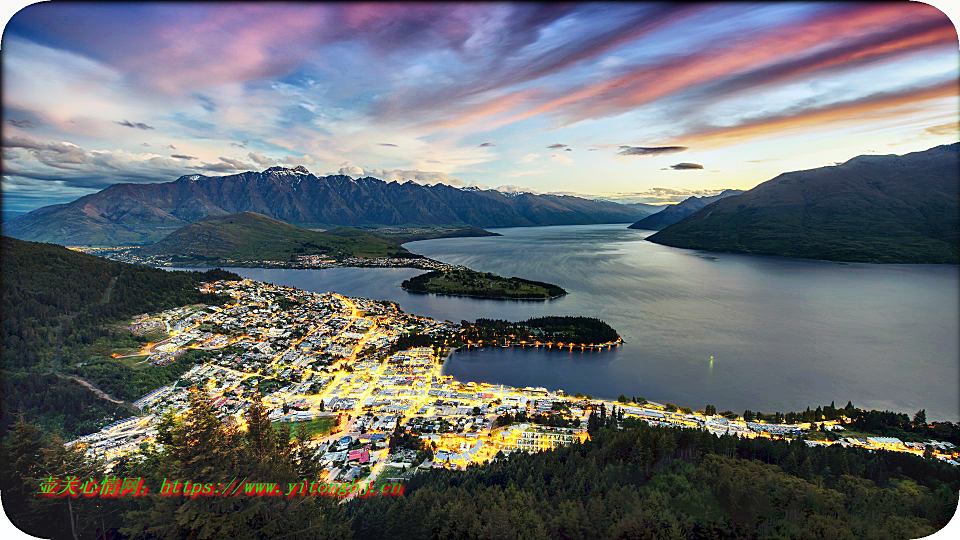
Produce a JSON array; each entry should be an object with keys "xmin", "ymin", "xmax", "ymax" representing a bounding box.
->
[
  {"xmin": 140, "ymin": 212, "xmax": 413, "ymax": 262},
  {"xmin": 1, "ymin": 236, "xmax": 238, "ymax": 438},
  {"xmin": 648, "ymin": 144, "xmax": 959, "ymax": 264}
]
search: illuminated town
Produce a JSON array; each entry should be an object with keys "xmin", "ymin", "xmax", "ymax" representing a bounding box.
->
[{"xmin": 68, "ymin": 278, "xmax": 959, "ymax": 490}]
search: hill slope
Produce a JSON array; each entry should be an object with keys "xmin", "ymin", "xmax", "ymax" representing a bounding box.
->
[
  {"xmin": 647, "ymin": 144, "xmax": 959, "ymax": 263},
  {"xmin": 1, "ymin": 236, "xmax": 237, "ymax": 437},
  {"xmin": 5, "ymin": 166, "xmax": 644, "ymax": 246},
  {"xmin": 628, "ymin": 189, "xmax": 743, "ymax": 230},
  {"xmin": 139, "ymin": 212, "xmax": 410, "ymax": 261}
]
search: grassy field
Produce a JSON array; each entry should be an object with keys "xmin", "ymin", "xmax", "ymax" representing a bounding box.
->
[
  {"xmin": 272, "ymin": 416, "xmax": 338, "ymax": 439},
  {"xmin": 372, "ymin": 465, "xmax": 409, "ymax": 491},
  {"xmin": 116, "ymin": 355, "xmax": 151, "ymax": 370}
]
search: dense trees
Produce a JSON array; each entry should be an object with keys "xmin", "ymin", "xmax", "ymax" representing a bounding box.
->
[
  {"xmin": 1, "ymin": 236, "xmax": 238, "ymax": 438},
  {"xmin": 751, "ymin": 401, "xmax": 960, "ymax": 445},
  {"xmin": 401, "ymin": 269, "xmax": 566, "ymax": 299},
  {"xmin": 120, "ymin": 393, "xmax": 350, "ymax": 539},
  {"xmin": 3, "ymin": 400, "xmax": 958, "ymax": 539},
  {"xmin": 0, "ymin": 417, "xmax": 107, "ymax": 539},
  {"xmin": 464, "ymin": 316, "xmax": 620, "ymax": 346},
  {"xmin": 347, "ymin": 421, "xmax": 959, "ymax": 540}
]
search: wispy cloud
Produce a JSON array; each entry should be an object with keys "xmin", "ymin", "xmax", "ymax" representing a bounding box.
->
[
  {"xmin": 599, "ymin": 187, "xmax": 733, "ymax": 204},
  {"xmin": 114, "ymin": 119, "xmax": 154, "ymax": 130},
  {"xmin": 7, "ymin": 119, "xmax": 42, "ymax": 129},
  {"xmin": 2, "ymin": 3, "xmax": 956, "ymax": 212},
  {"xmin": 616, "ymin": 146, "xmax": 687, "ymax": 157}
]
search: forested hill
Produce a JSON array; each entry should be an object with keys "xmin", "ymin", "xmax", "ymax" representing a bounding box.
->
[
  {"xmin": 647, "ymin": 143, "xmax": 960, "ymax": 263},
  {"xmin": 5, "ymin": 393, "xmax": 956, "ymax": 539},
  {"xmin": 628, "ymin": 189, "xmax": 743, "ymax": 230},
  {"xmin": 1, "ymin": 236, "xmax": 238, "ymax": 437},
  {"xmin": 139, "ymin": 211, "xmax": 412, "ymax": 262},
  {"xmin": 347, "ymin": 419, "xmax": 959, "ymax": 539}
]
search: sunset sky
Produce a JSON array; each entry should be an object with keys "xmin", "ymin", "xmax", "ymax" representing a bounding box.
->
[{"xmin": 2, "ymin": 2, "xmax": 958, "ymax": 213}]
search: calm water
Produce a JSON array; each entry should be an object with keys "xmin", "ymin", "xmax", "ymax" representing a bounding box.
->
[{"xmin": 175, "ymin": 223, "xmax": 960, "ymax": 421}]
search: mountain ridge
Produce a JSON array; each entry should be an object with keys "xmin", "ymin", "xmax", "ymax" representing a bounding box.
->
[
  {"xmin": 628, "ymin": 190, "xmax": 744, "ymax": 230},
  {"xmin": 647, "ymin": 143, "xmax": 960, "ymax": 264},
  {"xmin": 5, "ymin": 167, "xmax": 646, "ymax": 246}
]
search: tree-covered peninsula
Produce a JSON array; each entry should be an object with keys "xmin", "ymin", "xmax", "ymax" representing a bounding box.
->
[
  {"xmin": 401, "ymin": 269, "xmax": 566, "ymax": 300},
  {"xmin": 463, "ymin": 316, "xmax": 621, "ymax": 346}
]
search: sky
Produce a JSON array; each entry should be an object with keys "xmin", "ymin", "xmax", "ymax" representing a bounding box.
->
[{"xmin": 1, "ymin": 2, "xmax": 958, "ymax": 213}]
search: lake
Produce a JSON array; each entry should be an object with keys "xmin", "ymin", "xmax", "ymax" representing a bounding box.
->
[{"xmin": 176, "ymin": 223, "xmax": 960, "ymax": 421}]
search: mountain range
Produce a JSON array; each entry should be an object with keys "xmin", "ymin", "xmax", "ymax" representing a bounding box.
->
[
  {"xmin": 4, "ymin": 166, "xmax": 648, "ymax": 246},
  {"xmin": 628, "ymin": 190, "xmax": 743, "ymax": 230},
  {"xmin": 139, "ymin": 212, "xmax": 411, "ymax": 262},
  {"xmin": 647, "ymin": 143, "xmax": 959, "ymax": 264}
]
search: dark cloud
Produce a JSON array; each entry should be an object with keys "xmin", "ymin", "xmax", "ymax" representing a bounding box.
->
[
  {"xmin": 479, "ymin": 142, "xmax": 496, "ymax": 147},
  {"xmin": 616, "ymin": 145, "xmax": 687, "ymax": 156},
  {"xmin": 378, "ymin": 142, "xmax": 399, "ymax": 147},
  {"xmin": 170, "ymin": 154, "xmax": 197, "ymax": 160},
  {"xmin": 230, "ymin": 140, "xmax": 249, "ymax": 148},
  {"xmin": 547, "ymin": 143, "xmax": 568, "ymax": 149},
  {"xmin": 193, "ymin": 93, "xmax": 217, "ymax": 112},
  {"xmin": 114, "ymin": 119, "xmax": 155, "ymax": 130},
  {"xmin": 8, "ymin": 119, "xmax": 42, "ymax": 129},
  {"xmin": 141, "ymin": 142, "xmax": 150, "ymax": 147},
  {"xmin": 669, "ymin": 162, "xmax": 704, "ymax": 170},
  {"xmin": 162, "ymin": 144, "xmax": 177, "ymax": 150},
  {"xmin": 565, "ymin": 148, "xmax": 572, "ymax": 152}
]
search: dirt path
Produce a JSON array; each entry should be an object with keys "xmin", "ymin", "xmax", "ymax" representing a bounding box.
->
[
  {"xmin": 100, "ymin": 275, "xmax": 119, "ymax": 304},
  {"xmin": 54, "ymin": 372, "xmax": 126, "ymax": 405}
]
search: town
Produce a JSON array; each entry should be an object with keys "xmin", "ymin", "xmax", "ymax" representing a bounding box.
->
[
  {"xmin": 69, "ymin": 278, "xmax": 960, "ymax": 492},
  {"xmin": 68, "ymin": 245, "xmax": 467, "ymax": 272}
]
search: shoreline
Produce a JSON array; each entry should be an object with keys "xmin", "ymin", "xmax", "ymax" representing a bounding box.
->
[
  {"xmin": 459, "ymin": 338, "xmax": 625, "ymax": 351},
  {"xmin": 399, "ymin": 285, "xmax": 567, "ymax": 301}
]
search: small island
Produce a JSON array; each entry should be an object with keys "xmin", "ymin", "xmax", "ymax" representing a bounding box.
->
[{"xmin": 400, "ymin": 269, "xmax": 566, "ymax": 300}]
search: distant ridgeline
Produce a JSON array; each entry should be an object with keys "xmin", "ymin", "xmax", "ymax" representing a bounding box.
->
[
  {"xmin": 401, "ymin": 269, "xmax": 566, "ymax": 299},
  {"xmin": 463, "ymin": 316, "xmax": 621, "ymax": 346},
  {"xmin": 139, "ymin": 212, "xmax": 414, "ymax": 263}
]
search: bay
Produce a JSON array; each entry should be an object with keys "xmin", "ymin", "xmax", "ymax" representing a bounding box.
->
[{"xmin": 174, "ymin": 223, "xmax": 960, "ymax": 421}]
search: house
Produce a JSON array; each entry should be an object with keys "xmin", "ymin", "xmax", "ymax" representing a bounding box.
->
[{"xmin": 348, "ymin": 449, "xmax": 370, "ymax": 464}]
